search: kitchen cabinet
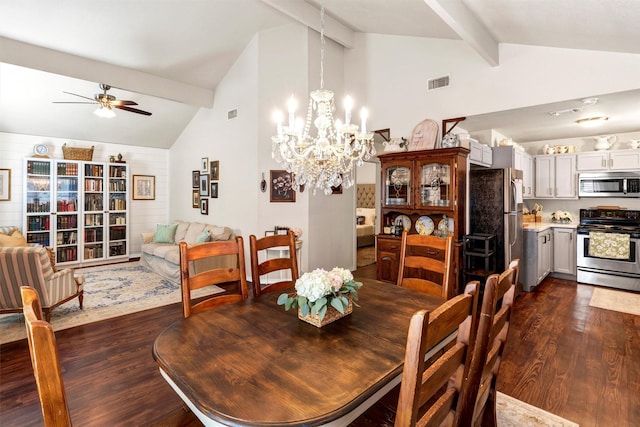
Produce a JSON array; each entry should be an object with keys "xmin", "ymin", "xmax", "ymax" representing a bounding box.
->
[
  {"xmin": 534, "ymin": 154, "xmax": 577, "ymax": 198},
  {"xmin": 377, "ymin": 147, "xmax": 469, "ymax": 287},
  {"xmin": 553, "ymin": 227, "xmax": 576, "ymax": 277},
  {"xmin": 468, "ymin": 139, "xmax": 492, "ymax": 167},
  {"xmin": 577, "ymin": 149, "xmax": 640, "ymax": 171},
  {"xmin": 491, "ymin": 146, "xmax": 534, "ymax": 198},
  {"xmin": 522, "ymin": 227, "xmax": 553, "ymax": 291}
]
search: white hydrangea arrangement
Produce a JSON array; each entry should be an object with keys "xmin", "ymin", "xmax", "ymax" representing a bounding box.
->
[
  {"xmin": 277, "ymin": 267, "xmax": 362, "ymax": 320},
  {"xmin": 551, "ymin": 210, "xmax": 573, "ymax": 223}
]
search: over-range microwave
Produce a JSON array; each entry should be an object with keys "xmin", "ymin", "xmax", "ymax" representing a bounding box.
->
[{"xmin": 578, "ymin": 172, "xmax": 640, "ymax": 197}]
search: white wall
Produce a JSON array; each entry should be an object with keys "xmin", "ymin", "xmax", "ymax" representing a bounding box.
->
[{"xmin": 0, "ymin": 132, "xmax": 169, "ymax": 256}]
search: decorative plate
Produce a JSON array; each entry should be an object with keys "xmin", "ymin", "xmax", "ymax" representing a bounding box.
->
[
  {"xmin": 415, "ymin": 215, "xmax": 434, "ymax": 235},
  {"xmin": 396, "ymin": 214, "xmax": 411, "ymax": 231},
  {"xmin": 438, "ymin": 217, "xmax": 451, "ymax": 235}
]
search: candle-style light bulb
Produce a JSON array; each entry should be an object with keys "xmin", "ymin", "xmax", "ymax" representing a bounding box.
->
[
  {"xmin": 273, "ymin": 110, "xmax": 283, "ymax": 138},
  {"xmin": 344, "ymin": 96, "xmax": 353, "ymax": 125},
  {"xmin": 360, "ymin": 107, "xmax": 368, "ymax": 134},
  {"xmin": 287, "ymin": 95, "xmax": 296, "ymax": 127},
  {"xmin": 335, "ymin": 119, "xmax": 342, "ymax": 145}
]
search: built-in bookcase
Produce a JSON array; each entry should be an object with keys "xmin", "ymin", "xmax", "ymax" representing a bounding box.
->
[{"xmin": 23, "ymin": 158, "xmax": 129, "ymax": 266}]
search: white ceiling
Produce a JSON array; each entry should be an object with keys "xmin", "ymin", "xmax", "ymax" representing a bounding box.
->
[{"xmin": 1, "ymin": 0, "xmax": 639, "ymax": 148}]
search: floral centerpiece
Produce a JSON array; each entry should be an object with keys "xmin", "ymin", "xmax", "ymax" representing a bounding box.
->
[
  {"xmin": 277, "ymin": 267, "xmax": 363, "ymax": 327},
  {"xmin": 551, "ymin": 210, "xmax": 573, "ymax": 223}
]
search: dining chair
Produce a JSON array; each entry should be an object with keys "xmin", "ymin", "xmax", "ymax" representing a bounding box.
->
[
  {"xmin": 397, "ymin": 230, "xmax": 454, "ymax": 299},
  {"xmin": 459, "ymin": 264, "xmax": 517, "ymax": 427},
  {"xmin": 20, "ymin": 286, "xmax": 73, "ymax": 427},
  {"xmin": 394, "ymin": 281, "xmax": 479, "ymax": 427},
  {"xmin": 249, "ymin": 230, "xmax": 299, "ymax": 297},
  {"xmin": 179, "ymin": 237, "xmax": 249, "ymax": 318}
]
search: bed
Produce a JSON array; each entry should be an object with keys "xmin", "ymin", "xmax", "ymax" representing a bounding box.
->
[{"xmin": 356, "ymin": 184, "xmax": 376, "ymax": 248}]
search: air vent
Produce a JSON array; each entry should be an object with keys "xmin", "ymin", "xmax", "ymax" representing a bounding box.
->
[
  {"xmin": 427, "ymin": 74, "xmax": 450, "ymax": 91},
  {"xmin": 227, "ymin": 108, "xmax": 238, "ymax": 120}
]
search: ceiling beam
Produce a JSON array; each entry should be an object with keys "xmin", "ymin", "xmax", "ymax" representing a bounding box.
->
[
  {"xmin": 0, "ymin": 37, "xmax": 214, "ymax": 108},
  {"xmin": 260, "ymin": 0, "xmax": 355, "ymax": 48},
  {"xmin": 424, "ymin": 0, "xmax": 499, "ymax": 66}
]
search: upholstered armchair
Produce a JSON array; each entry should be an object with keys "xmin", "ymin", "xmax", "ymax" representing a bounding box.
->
[{"xmin": 0, "ymin": 246, "xmax": 84, "ymax": 321}]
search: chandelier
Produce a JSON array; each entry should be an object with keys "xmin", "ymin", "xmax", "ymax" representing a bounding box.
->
[{"xmin": 271, "ymin": 2, "xmax": 375, "ymax": 195}]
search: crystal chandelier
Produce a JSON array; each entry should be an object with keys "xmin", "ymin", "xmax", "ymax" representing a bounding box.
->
[{"xmin": 271, "ymin": 2, "xmax": 375, "ymax": 195}]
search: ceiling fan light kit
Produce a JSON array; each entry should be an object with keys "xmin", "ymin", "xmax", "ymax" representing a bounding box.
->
[
  {"xmin": 576, "ymin": 116, "xmax": 609, "ymax": 127},
  {"xmin": 54, "ymin": 83, "xmax": 152, "ymax": 117}
]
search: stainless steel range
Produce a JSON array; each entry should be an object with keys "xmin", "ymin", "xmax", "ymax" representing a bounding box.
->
[{"xmin": 576, "ymin": 208, "xmax": 640, "ymax": 291}]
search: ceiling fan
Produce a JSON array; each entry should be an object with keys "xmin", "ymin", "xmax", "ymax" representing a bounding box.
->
[{"xmin": 53, "ymin": 83, "xmax": 152, "ymax": 116}]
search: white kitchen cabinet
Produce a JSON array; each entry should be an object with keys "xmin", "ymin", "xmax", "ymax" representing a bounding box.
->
[
  {"xmin": 491, "ymin": 146, "xmax": 534, "ymax": 197},
  {"xmin": 469, "ymin": 139, "xmax": 492, "ymax": 167},
  {"xmin": 534, "ymin": 154, "xmax": 577, "ymax": 198},
  {"xmin": 577, "ymin": 149, "xmax": 640, "ymax": 171},
  {"xmin": 553, "ymin": 227, "xmax": 576, "ymax": 277},
  {"xmin": 522, "ymin": 227, "xmax": 553, "ymax": 291}
]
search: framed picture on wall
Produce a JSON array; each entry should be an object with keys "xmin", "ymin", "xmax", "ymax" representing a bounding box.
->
[
  {"xmin": 201, "ymin": 157, "xmax": 209, "ymax": 173},
  {"xmin": 0, "ymin": 169, "xmax": 10, "ymax": 201},
  {"xmin": 199, "ymin": 173, "xmax": 209, "ymax": 197},
  {"xmin": 270, "ymin": 170, "xmax": 295, "ymax": 203},
  {"xmin": 192, "ymin": 170, "xmax": 200, "ymax": 188},
  {"xmin": 192, "ymin": 190, "xmax": 200, "ymax": 208},
  {"xmin": 210, "ymin": 182, "xmax": 219, "ymax": 198},
  {"xmin": 200, "ymin": 198, "xmax": 209, "ymax": 215},
  {"xmin": 210, "ymin": 160, "xmax": 220, "ymax": 180},
  {"xmin": 132, "ymin": 175, "xmax": 155, "ymax": 200}
]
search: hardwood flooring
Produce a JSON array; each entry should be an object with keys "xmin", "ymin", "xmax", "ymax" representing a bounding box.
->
[{"xmin": 1, "ymin": 265, "xmax": 638, "ymax": 426}]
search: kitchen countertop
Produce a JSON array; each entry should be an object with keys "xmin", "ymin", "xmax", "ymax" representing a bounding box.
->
[{"xmin": 523, "ymin": 222, "xmax": 578, "ymax": 231}]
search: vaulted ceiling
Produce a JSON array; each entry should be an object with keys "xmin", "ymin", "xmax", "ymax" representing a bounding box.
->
[{"xmin": 1, "ymin": 0, "xmax": 639, "ymax": 148}]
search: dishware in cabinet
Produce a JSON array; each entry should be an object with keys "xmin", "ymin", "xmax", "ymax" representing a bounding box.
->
[{"xmin": 382, "ymin": 160, "xmax": 412, "ymax": 208}]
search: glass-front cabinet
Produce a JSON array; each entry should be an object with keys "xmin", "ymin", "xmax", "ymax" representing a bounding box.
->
[
  {"xmin": 83, "ymin": 162, "xmax": 106, "ymax": 262},
  {"xmin": 382, "ymin": 161, "xmax": 412, "ymax": 207},
  {"xmin": 107, "ymin": 164, "xmax": 128, "ymax": 259},
  {"xmin": 417, "ymin": 160, "xmax": 451, "ymax": 209},
  {"xmin": 55, "ymin": 161, "xmax": 80, "ymax": 264},
  {"xmin": 24, "ymin": 159, "xmax": 53, "ymax": 246}
]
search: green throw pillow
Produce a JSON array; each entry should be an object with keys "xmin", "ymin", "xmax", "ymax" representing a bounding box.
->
[
  {"xmin": 152, "ymin": 224, "xmax": 178, "ymax": 244},
  {"xmin": 195, "ymin": 230, "xmax": 211, "ymax": 243}
]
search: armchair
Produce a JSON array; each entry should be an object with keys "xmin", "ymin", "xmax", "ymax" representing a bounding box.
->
[{"xmin": 0, "ymin": 246, "xmax": 84, "ymax": 321}]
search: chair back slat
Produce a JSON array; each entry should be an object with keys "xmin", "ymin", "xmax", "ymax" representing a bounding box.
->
[
  {"xmin": 249, "ymin": 231, "xmax": 299, "ymax": 297},
  {"xmin": 394, "ymin": 281, "xmax": 479, "ymax": 427},
  {"xmin": 397, "ymin": 231, "xmax": 453, "ymax": 299},
  {"xmin": 20, "ymin": 286, "xmax": 72, "ymax": 427},
  {"xmin": 179, "ymin": 238, "xmax": 249, "ymax": 318}
]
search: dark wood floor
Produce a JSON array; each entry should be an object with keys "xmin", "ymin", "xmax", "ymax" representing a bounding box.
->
[{"xmin": 1, "ymin": 265, "xmax": 638, "ymax": 426}]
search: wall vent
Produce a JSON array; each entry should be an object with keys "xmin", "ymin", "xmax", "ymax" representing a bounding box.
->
[
  {"xmin": 427, "ymin": 74, "xmax": 450, "ymax": 91},
  {"xmin": 227, "ymin": 108, "xmax": 238, "ymax": 120}
]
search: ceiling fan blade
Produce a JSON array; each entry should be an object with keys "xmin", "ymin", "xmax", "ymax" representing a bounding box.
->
[
  {"xmin": 110, "ymin": 100, "xmax": 138, "ymax": 106},
  {"xmin": 114, "ymin": 105, "xmax": 152, "ymax": 116},
  {"xmin": 52, "ymin": 101, "xmax": 98, "ymax": 104},
  {"xmin": 62, "ymin": 91, "xmax": 96, "ymax": 101}
]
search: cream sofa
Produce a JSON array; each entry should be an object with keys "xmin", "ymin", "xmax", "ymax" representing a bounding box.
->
[{"xmin": 140, "ymin": 220, "xmax": 237, "ymax": 283}]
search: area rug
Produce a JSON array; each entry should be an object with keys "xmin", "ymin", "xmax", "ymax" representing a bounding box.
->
[
  {"xmin": 0, "ymin": 261, "xmax": 221, "ymax": 345},
  {"xmin": 357, "ymin": 245, "xmax": 376, "ymax": 267},
  {"xmin": 589, "ymin": 287, "xmax": 640, "ymax": 316},
  {"xmin": 497, "ymin": 392, "xmax": 579, "ymax": 426}
]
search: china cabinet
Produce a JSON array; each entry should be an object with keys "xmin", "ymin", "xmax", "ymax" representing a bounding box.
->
[
  {"xmin": 23, "ymin": 158, "xmax": 129, "ymax": 267},
  {"xmin": 534, "ymin": 154, "xmax": 577, "ymax": 199},
  {"xmin": 376, "ymin": 147, "xmax": 469, "ymax": 291}
]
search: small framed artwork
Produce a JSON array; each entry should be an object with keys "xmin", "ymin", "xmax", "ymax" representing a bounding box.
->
[
  {"xmin": 132, "ymin": 175, "xmax": 156, "ymax": 200},
  {"xmin": 192, "ymin": 170, "xmax": 200, "ymax": 188},
  {"xmin": 210, "ymin": 182, "xmax": 219, "ymax": 198},
  {"xmin": 200, "ymin": 198, "xmax": 209, "ymax": 215},
  {"xmin": 210, "ymin": 160, "xmax": 220, "ymax": 181},
  {"xmin": 199, "ymin": 173, "xmax": 209, "ymax": 197},
  {"xmin": 201, "ymin": 157, "xmax": 209, "ymax": 174},
  {"xmin": 0, "ymin": 169, "xmax": 10, "ymax": 201},
  {"xmin": 270, "ymin": 170, "xmax": 296, "ymax": 203},
  {"xmin": 192, "ymin": 190, "xmax": 200, "ymax": 208},
  {"xmin": 331, "ymin": 184, "xmax": 343, "ymax": 194}
]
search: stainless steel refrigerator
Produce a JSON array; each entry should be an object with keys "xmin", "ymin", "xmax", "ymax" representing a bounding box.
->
[{"xmin": 469, "ymin": 168, "xmax": 523, "ymax": 275}]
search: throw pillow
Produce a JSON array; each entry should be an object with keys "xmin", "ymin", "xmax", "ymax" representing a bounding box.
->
[
  {"xmin": 152, "ymin": 224, "xmax": 178, "ymax": 244},
  {"xmin": 195, "ymin": 230, "xmax": 211, "ymax": 243},
  {"xmin": 0, "ymin": 229, "xmax": 28, "ymax": 247},
  {"xmin": 356, "ymin": 215, "xmax": 366, "ymax": 225}
]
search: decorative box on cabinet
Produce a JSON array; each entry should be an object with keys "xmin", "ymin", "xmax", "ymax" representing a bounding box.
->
[{"xmin": 376, "ymin": 147, "xmax": 469, "ymax": 292}]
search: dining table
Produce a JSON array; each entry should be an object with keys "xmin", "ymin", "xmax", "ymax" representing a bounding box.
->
[{"xmin": 153, "ymin": 278, "xmax": 446, "ymax": 427}]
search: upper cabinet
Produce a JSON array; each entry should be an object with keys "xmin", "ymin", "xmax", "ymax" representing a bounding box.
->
[
  {"xmin": 577, "ymin": 149, "xmax": 640, "ymax": 171},
  {"xmin": 534, "ymin": 154, "xmax": 577, "ymax": 199}
]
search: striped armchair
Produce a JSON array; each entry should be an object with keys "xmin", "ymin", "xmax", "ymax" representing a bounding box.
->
[{"xmin": 0, "ymin": 246, "xmax": 84, "ymax": 321}]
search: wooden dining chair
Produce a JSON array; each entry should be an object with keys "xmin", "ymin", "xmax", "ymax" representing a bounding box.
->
[
  {"xmin": 394, "ymin": 281, "xmax": 479, "ymax": 427},
  {"xmin": 397, "ymin": 230, "xmax": 454, "ymax": 299},
  {"xmin": 179, "ymin": 237, "xmax": 249, "ymax": 318},
  {"xmin": 20, "ymin": 286, "xmax": 73, "ymax": 427},
  {"xmin": 249, "ymin": 230, "xmax": 299, "ymax": 297},
  {"xmin": 459, "ymin": 265, "xmax": 517, "ymax": 427}
]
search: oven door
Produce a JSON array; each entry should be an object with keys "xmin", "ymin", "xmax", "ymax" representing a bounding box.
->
[{"xmin": 577, "ymin": 233, "xmax": 640, "ymax": 291}]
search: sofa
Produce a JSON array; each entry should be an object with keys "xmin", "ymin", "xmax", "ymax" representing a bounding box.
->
[{"xmin": 140, "ymin": 220, "xmax": 237, "ymax": 283}]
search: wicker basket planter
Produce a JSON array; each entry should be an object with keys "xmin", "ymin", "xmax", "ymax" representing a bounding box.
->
[
  {"xmin": 298, "ymin": 295, "xmax": 353, "ymax": 328},
  {"xmin": 62, "ymin": 143, "xmax": 94, "ymax": 161}
]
